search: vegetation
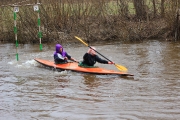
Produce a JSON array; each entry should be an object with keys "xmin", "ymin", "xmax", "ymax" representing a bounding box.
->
[{"xmin": 0, "ymin": 0, "xmax": 180, "ymax": 44}]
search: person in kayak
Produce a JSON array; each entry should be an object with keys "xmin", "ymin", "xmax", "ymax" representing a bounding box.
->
[
  {"xmin": 79, "ymin": 47, "xmax": 114, "ymax": 67},
  {"xmin": 54, "ymin": 44, "xmax": 77, "ymax": 64}
]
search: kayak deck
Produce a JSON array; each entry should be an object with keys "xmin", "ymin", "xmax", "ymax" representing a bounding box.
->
[{"xmin": 34, "ymin": 58, "xmax": 134, "ymax": 76}]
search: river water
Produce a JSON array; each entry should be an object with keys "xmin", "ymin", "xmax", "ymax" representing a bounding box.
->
[{"xmin": 0, "ymin": 40, "xmax": 180, "ymax": 120}]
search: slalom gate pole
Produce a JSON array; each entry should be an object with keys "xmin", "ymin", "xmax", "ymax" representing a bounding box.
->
[
  {"xmin": 14, "ymin": 7, "xmax": 19, "ymax": 61},
  {"xmin": 34, "ymin": 3, "xmax": 42, "ymax": 50}
]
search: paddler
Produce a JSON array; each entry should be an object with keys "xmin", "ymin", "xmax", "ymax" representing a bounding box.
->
[
  {"xmin": 54, "ymin": 44, "xmax": 78, "ymax": 64},
  {"xmin": 79, "ymin": 47, "xmax": 114, "ymax": 67}
]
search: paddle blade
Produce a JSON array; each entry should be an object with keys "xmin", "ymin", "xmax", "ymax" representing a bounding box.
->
[
  {"xmin": 115, "ymin": 64, "xmax": 128, "ymax": 72},
  {"xmin": 75, "ymin": 36, "xmax": 88, "ymax": 46}
]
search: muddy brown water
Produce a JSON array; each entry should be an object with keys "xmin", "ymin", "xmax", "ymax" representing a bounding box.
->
[{"xmin": 0, "ymin": 40, "xmax": 180, "ymax": 120}]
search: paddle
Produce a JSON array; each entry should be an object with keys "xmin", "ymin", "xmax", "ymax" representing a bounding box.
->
[{"xmin": 74, "ymin": 36, "xmax": 128, "ymax": 72}]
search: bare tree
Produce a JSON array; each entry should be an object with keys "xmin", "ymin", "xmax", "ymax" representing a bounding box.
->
[
  {"xmin": 152, "ymin": 0, "xmax": 157, "ymax": 18},
  {"xmin": 133, "ymin": 0, "xmax": 146, "ymax": 20},
  {"xmin": 161, "ymin": 0, "xmax": 165, "ymax": 18}
]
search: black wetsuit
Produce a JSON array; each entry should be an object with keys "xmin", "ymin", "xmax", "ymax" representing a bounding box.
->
[{"xmin": 82, "ymin": 53, "xmax": 108, "ymax": 66}]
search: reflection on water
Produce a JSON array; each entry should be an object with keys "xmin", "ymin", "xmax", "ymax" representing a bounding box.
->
[
  {"xmin": 0, "ymin": 41, "xmax": 180, "ymax": 120},
  {"xmin": 83, "ymin": 74, "xmax": 101, "ymax": 88}
]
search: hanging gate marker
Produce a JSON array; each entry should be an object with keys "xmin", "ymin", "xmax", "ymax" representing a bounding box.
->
[
  {"xmin": 14, "ymin": 6, "xmax": 19, "ymax": 61},
  {"xmin": 34, "ymin": 4, "xmax": 42, "ymax": 50}
]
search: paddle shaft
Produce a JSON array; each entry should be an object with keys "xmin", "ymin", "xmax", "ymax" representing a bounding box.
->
[
  {"xmin": 75, "ymin": 36, "xmax": 114, "ymax": 63},
  {"xmin": 88, "ymin": 46, "xmax": 113, "ymax": 63}
]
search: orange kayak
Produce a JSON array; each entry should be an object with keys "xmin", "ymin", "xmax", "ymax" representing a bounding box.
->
[{"xmin": 34, "ymin": 58, "xmax": 134, "ymax": 76}]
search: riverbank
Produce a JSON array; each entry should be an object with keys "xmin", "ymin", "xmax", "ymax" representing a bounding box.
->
[{"xmin": 0, "ymin": 0, "xmax": 178, "ymax": 44}]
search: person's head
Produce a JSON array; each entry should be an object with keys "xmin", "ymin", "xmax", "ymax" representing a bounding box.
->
[
  {"xmin": 88, "ymin": 47, "xmax": 96, "ymax": 55},
  {"xmin": 55, "ymin": 44, "xmax": 63, "ymax": 53},
  {"xmin": 54, "ymin": 44, "xmax": 66, "ymax": 57}
]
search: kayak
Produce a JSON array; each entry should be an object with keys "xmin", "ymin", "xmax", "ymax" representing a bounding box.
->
[{"xmin": 34, "ymin": 58, "xmax": 134, "ymax": 76}]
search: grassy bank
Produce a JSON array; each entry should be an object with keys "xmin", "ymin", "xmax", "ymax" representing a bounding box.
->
[{"xmin": 0, "ymin": 0, "xmax": 178, "ymax": 44}]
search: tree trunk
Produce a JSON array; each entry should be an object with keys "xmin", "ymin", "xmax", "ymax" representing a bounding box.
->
[
  {"xmin": 161, "ymin": 0, "xmax": 165, "ymax": 18},
  {"xmin": 152, "ymin": 0, "xmax": 157, "ymax": 18},
  {"xmin": 133, "ymin": 0, "xmax": 146, "ymax": 20}
]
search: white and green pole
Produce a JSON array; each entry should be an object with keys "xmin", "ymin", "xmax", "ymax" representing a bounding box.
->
[
  {"xmin": 14, "ymin": 6, "xmax": 19, "ymax": 61},
  {"xmin": 34, "ymin": 3, "xmax": 42, "ymax": 50}
]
